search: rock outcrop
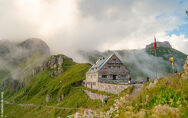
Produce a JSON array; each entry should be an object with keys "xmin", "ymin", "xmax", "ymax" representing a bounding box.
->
[
  {"xmin": 146, "ymin": 41, "xmax": 172, "ymax": 49},
  {"xmin": 183, "ymin": 56, "xmax": 188, "ymax": 76},
  {"xmin": 32, "ymin": 55, "xmax": 64, "ymax": 77},
  {"xmin": 46, "ymin": 94, "xmax": 52, "ymax": 103},
  {"xmin": 57, "ymin": 94, "xmax": 64, "ymax": 104}
]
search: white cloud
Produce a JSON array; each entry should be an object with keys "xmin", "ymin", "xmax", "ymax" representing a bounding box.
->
[
  {"xmin": 157, "ymin": 32, "xmax": 188, "ymax": 54},
  {"xmin": 0, "ymin": 0, "xmax": 188, "ymax": 62}
]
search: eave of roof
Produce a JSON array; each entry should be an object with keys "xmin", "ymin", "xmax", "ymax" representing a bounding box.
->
[{"xmin": 87, "ymin": 54, "xmax": 115, "ymax": 73}]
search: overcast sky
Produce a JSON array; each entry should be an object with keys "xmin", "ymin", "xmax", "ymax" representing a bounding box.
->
[{"xmin": 0, "ymin": 0, "xmax": 188, "ymax": 60}]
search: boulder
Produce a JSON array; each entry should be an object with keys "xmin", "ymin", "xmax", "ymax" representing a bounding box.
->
[
  {"xmin": 57, "ymin": 94, "xmax": 64, "ymax": 103},
  {"xmin": 46, "ymin": 94, "xmax": 52, "ymax": 103},
  {"xmin": 102, "ymin": 97, "xmax": 108, "ymax": 104}
]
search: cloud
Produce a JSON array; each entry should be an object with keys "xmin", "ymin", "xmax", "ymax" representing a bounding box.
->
[
  {"xmin": 0, "ymin": 0, "xmax": 188, "ymax": 62},
  {"xmin": 116, "ymin": 50, "xmax": 171, "ymax": 80},
  {"xmin": 157, "ymin": 32, "xmax": 188, "ymax": 53}
]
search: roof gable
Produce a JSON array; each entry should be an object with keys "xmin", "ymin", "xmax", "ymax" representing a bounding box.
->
[{"xmin": 87, "ymin": 54, "xmax": 122, "ymax": 73}]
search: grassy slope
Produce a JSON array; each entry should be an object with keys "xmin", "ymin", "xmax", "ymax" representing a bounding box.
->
[
  {"xmin": 72, "ymin": 73, "xmax": 188, "ymax": 118},
  {"xmin": 108, "ymin": 73, "xmax": 188, "ymax": 118},
  {"xmin": 0, "ymin": 70, "xmax": 9, "ymax": 86},
  {"xmin": 3, "ymin": 54, "xmax": 188, "ymax": 117},
  {"xmin": 3, "ymin": 55, "xmax": 104, "ymax": 118}
]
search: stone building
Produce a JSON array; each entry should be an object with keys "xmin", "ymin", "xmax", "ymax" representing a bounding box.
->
[{"xmin": 85, "ymin": 54, "xmax": 131, "ymax": 89}]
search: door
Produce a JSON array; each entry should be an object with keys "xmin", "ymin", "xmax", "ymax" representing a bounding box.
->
[{"xmin": 113, "ymin": 75, "xmax": 117, "ymax": 80}]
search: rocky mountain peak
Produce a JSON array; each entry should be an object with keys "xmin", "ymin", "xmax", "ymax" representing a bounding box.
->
[
  {"xmin": 18, "ymin": 38, "xmax": 50, "ymax": 56},
  {"xmin": 146, "ymin": 41, "xmax": 172, "ymax": 49}
]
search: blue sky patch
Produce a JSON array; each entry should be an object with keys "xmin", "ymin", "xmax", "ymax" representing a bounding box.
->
[
  {"xmin": 167, "ymin": 23, "xmax": 188, "ymax": 38},
  {"xmin": 178, "ymin": 0, "xmax": 185, "ymax": 5},
  {"xmin": 155, "ymin": 13, "xmax": 167, "ymax": 19}
]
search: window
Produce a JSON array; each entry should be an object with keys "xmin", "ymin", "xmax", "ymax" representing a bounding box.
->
[
  {"xmin": 113, "ymin": 59, "xmax": 116, "ymax": 61},
  {"xmin": 102, "ymin": 75, "xmax": 107, "ymax": 78},
  {"xmin": 121, "ymin": 75, "xmax": 126, "ymax": 78}
]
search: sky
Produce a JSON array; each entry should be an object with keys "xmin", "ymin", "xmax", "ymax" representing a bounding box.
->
[{"xmin": 0, "ymin": 0, "xmax": 188, "ymax": 61}]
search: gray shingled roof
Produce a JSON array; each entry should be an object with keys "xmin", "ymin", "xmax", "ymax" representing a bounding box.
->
[{"xmin": 87, "ymin": 54, "xmax": 115, "ymax": 73}]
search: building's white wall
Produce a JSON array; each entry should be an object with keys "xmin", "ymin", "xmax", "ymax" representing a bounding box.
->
[{"xmin": 85, "ymin": 72, "xmax": 98, "ymax": 89}]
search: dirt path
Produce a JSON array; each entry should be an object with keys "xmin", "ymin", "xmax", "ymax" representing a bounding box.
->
[
  {"xmin": 130, "ymin": 84, "xmax": 143, "ymax": 97},
  {"xmin": 5, "ymin": 101, "xmax": 85, "ymax": 110}
]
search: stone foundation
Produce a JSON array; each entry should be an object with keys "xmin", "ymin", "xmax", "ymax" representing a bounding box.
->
[
  {"xmin": 83, "ymin": 90, "xmax": 108, "ymax": 102},
  {"xmin": 83, "ymin": 82, "xmax": 130, "ymax": 94}
]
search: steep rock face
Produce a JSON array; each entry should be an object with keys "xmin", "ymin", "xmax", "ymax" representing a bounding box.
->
[
  {"xmin": 32, "ymin": 55, "xmax": 64, "ymax": 77},
  {"xmin": 183, "ymin": 56, "xmax": 188, "ymax": 76},
  {"xmin": 146, "ymin": 41, "xmax": 172, "ymax": 49}
]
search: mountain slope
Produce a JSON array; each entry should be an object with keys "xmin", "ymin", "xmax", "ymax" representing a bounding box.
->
[
  {"xmin": 0, "ymin": 38, "xmax": 50, "ymax": 92},
  {"xmin": 3, "ymin": 55, "xmax": 104, "ymax": 118},
  {"xmin": 1, "ymin": 40, "xmax": 188, "ymax": 118},
  {"xmin": 4, "ymin": 55, "xmax": 188, "ymax": 118}
]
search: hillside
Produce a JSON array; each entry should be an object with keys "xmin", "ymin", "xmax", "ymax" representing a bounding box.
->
[
  {"xmin": 78, "ymin": 41, "xmax": 187, "ymax": 80},
  {"xmin": 1, "ymin": 40, "xmax": 188, "ymax": 118},
  {"xmin": 74, "ymin": 72, "xmax": 188, "ymax": 118},
  {"xmin": 2, "ymin": 55, "xmax": 105, "ymax": 117},
  {"xmin": 2, "ymin": 54, "xmax": 188, "ymax": 118}
]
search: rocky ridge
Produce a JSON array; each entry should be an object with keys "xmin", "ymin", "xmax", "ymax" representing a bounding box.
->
[
  {"xmin": 32, "ymin": 55, "xmax": 64, "ymax": 77},
  {"xmin": 146, "ymin": 41, "xmax": 172, "ymax": 49}
]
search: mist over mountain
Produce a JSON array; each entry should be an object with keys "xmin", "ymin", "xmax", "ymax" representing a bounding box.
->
[
  {"xmin": 0, "ymin": 38, "xmax": 50, "ymax": 81},
  {"xmin": 1, "ymin": 38, "xmax": 186, "ymax": 82},
  {"xmin": 78, "ymin": 41, "xmax": 187, "ymax": 80},
  {"xmin": 0, "ymin": 38, "xmax": 187, "ymax": 118}
]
